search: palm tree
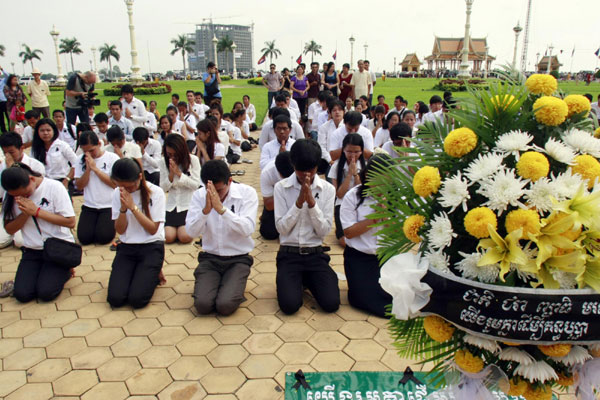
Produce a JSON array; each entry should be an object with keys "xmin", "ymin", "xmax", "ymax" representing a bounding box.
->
[
  {"xmin": 59, "ymin": 37, "xmax": 83, "ymax": 72},
  {"xmin": 99, "ymin": 44, "xmax": 120, "ymax": 79},
  {"xmin": 170, "ymin": 34, "xmax": 195, "ymax": 77},
  {"xmin": 303, "ymin": 40, "xmax": 322, "ymax": 63},
  {"xmin": 217, "ymin": 36, "xmax": 234, "ymax": 74},
  {"xmin": 261, "ymin": 40, "xmax": 281, "ymax": 65},
  {"xmin": 0, "ymin": 44, "xmax": 5, "ymax": 57},
  {"xmin": 19, "ymin": 44, "xmax": 43, "ymax": 70}
]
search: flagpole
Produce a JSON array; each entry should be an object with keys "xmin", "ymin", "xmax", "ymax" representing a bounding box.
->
[{"xmin": 569, "ymin": 46, "xmax": 574, "ymax": 76}]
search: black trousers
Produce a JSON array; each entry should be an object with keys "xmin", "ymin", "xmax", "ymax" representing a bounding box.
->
[
  {"xmin": 295, "ymin": 97, "xmax": 307, "ymax": 116},
  {"xmin": 276, "ymin": 249, "xmax": 340, "ymax": 314},
  {"xmin": 241, "ymin": 141, "xmax": 252, "ymax": 152},
  {"xmin": 14, "ymin": 248, "xmax": 70, "ymax": 303},
  {"xmin": 226, "ymin": 150, "xmax": 240, "ymax": 164},
  {"xmin": 249, "ymin": 122, "xmax": 258, "ymax": 131},
  {"xmin": 107, "ymin": 241, "xmax": 165, "ymax": 309},
  {"xmin": 259, "ymin": 207, "xmax": 279, "ymax": 240},
  {"xmin": 0, "ymin": 101, "xmax": 8, "ymax": 133},
  {"xmin": 32, "ymin": 106, "xmax": 50, "ymax": 119},
  {"xmin": 66, "ymin": 107, "xmax": 89, "ymax": 126},
  {"xmin": 334, "ymin": 205, "xmax": 344, "ymax": 239},
  {"xmin": 344, "ymin": 246, "xmax": 392, "ymax": 318},
  {"xmin": 77, "ymin": 206, "xmax": 115, "ymax": 245},
  {"xmin": 144, "ymin": 171, "xmax": 160, "ymax": 186}
]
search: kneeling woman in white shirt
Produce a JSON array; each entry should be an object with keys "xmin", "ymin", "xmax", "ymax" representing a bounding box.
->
[
  {"xmin": 340, "ymin": 154, "xmax": 392, "ymax": 318},
  {"xmin": 195, "ymin": 119, "xmax": 225, "ymax": 165},
  {"xmin": 160, "ymin": 134, "xmax": 201, "ymax": 244},
  {"xmin": 75, "ymin": 131, "xmax": 120, "ymax": 245},
  {"xmin": 1, "ymin": 164, "xmax": 76, "ymax": 302},
  {"xmin": 31, "ymin": 119, "xmax": 78, "ymax": 189},
  {"xmin": 107, "ymin": 158, "xmax": 166, "ymax": 309}
]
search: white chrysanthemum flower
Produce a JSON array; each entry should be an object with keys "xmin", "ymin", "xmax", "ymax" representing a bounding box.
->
[
  {"xmin": 498, "ymin": 347, "xmax": 535, "ymax": 365},
  {"xmin": 456, "ymin": 252, "xmax": 500, "ymax": 283},
  {"xmin": 562, "ymin": 128, "xmax": 600, "ymax": 158},
  {"xmin": 494, "ymin": 130, "xmax": 534, "ymax": 159},
  {"xmin": 477, "ymin": 169, "xmax": 528, "ymax": 215},
  {"xmin": 463, "ymin": 334, "xmax": 500, "ymax": 353},
  {"xmin": 553, "ymin": 170, "xmax": 585, "ymax": 199},
  {"xmin": 552, "ymin": 270, "xmax": 578, "ymax": 289},
  {"xmin": 551, "ymin": 346, "xmax": 591, "ymax": 367},
  {"xmin": 544, "ymin": 138, "xmax": 576, "ymax": 165},
  {"xmin": 464, "ymin": 153, "xmax": 505, "ymax": 183},
  {"xmin": 439, "ymin": 172, "xmax": 470, "ymax": 213},
  {"xmin": 524, "ymin": 177, "xmax": 559, "ymax": 213},
  {"xmin": 514, "ymin": 360, "xmax": 558, "ymax": 383},
  {"xmin": 426, "ymin": 212, "xmax": 456, "ymax": 250},
  {"xmin": 424, "ymin": 249, "xmax": 452, "ymax": 274}
]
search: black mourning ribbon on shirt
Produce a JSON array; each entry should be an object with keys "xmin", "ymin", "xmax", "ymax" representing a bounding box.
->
[
  {"xmin": 398, "ymin": 367, "xmax": 423, "ymax": 386},
  {"xmin": 231, "ymin": 204, "xmax": 235, "ymax": 213},
  {"xmin": 291, "ymin": 369, "xmax": 311, "ymax": 390},
  {"xmin": 40, "ymin": 198, "xmax": 50, "ymax": 207},
  {"xmin": 314, "ymin": 192, "xmax": 319, "ymax": 199}
]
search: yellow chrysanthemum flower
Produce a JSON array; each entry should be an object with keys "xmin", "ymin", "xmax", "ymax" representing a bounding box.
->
[
  {"xmin": 556, "ymin": 374, "xmax": 574, "ymax": 387},
  {"xmin": 464, "ymin": 207, "xmax": 497, "ymax": 239},
  {"xmin": 454, "ymin": 349, "xmax": 484, "ymax": 374},
  {"xmin": 595, "ymin": 127, "xmax": 600, "ymax": 139},
  {"xmin": 525, "ymin": 74, "xmax": 558, "ymax": 96},
  {"xmin": 564, "ymin": 94, "xmax": 591, "ymax": 118},
  {"xmin": 491, "ymin": 94, "xmax": 516, "ymax": 111},
  {"xmin": 571, "ymin": 155, "xmax": 600, "ymax": 188},
  {"xmin": 412, "ymin": 166, "xmax": 441, "ymax": 197},
  {"xmin": 505, "ymin": 209, "xmax": 541, "ymax": 239},
  {"xmin": 444, "ymin": 127, "xmax": 478, "ymax": 158},
  {"xmin": 538, "ymin": 343, "xmax": 572, "ymax": 357},
  {"xmin": 590, "ymin": 347, "xmax": 600, "ymax": 358},
  {"xmin": 523, "ymin": 384, "xmax": 552, "ymax": 400},
  {"xmin": 516, "ymin": 152, "xmax": 550, "ymax": 181},
  {"xmin": 506, "ymin": 378, "xmax": 528, "ymax": 397},
  {"xmin": 423, "ymin": 315, "xmax": 455, "ymax": 342},
  {"xmin": 533, "ymin": 96, "xmax": 568, "ymax": 126},
  {"xmin": 403, "ymin": 215, "xmax": 425, "ymax": 243}
]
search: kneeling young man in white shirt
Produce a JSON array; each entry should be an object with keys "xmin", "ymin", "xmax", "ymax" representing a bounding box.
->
[
  {"xmin": 185, "ymin": 160, "xmax": 259, "ymax": 316},
  {"xmin": 274, "ymin": 139, "xmax": 339, "ymax": 314},
  {"xmin": 259, "ymin": 151, "xmax": 294, "ymax": 240}
]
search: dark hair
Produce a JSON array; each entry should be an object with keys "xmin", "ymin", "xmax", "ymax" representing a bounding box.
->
[
  {"xmin": 78, "ymin": 131, "xmax": 101, "ymax": 171},
  {"xmin": 583, "ymin": 93, "xmax": 593, "ymax": 102},
  {"xmin": 94, "ymin": 112, "xmax": 109, "ymax": 124},
  {"xmin": 395, "ymin": 95, "xmax": 404, "ymax": 102},
  {"xmin": 417, "ymin": 101, "xmax": 428, "ymax": 115},
  {"xmin": 383, "ymin": 111, "xmax": 401, "ymax": 130},
  {"xmin": 342, "ymin": 63, "xmax": 350, "ymax": 69},
  {"xmin": 243, "ymin": 94, "xmax": 250, "ymax": 101},
  {"xmin": 390, "ymin": 122, "xmax": 412, "ymax": 141},
  {"xmin": 194, "ymin": 92, "xmax": 203, "ymax": 98},
  {"xmin": 159, "ymin": 115, "xmax": 173, "ymax": 142},
  {"xmin": 290, "ymin": 139, "xmax": 321, "ymax": 171},
  {"xmin": 336, "ymin": 133, "xmax": 365, "ymax": 185},
  {"xmin": 2, "ymin": 163, "xmax": 43, "ymax": 223},
  {"xmin": 356, "ymin": 154, "xmax": 391, "ymax": 208},
  {"xmin": 25, "ymin": 110, "xmax": 40, "ymax": 120},
  {"xmin": 141, "ymin": 99, "xmax": 147, "ymax": 107},
  {"xmin": 209, "ymin": 102, "xmax": 223, "ymax": 117},
  {"xmin": 6, "ymin": 74, "xmax": 19, "ymax": 87},
  {"xmin": 0, "ymin": 132, "xmax": 23, "ymax": 149},
  {"xmin": 318, "ymin": 91, "xmax": 330, "ymax": 102},
  {"xmin": 402, "ymin": 110, "xmax": 416, "ymax": 120},
  {"xmin": 274, "ymin": 93, "xmax": 287, "ymax": 104},
  {"xmin": 273, "ymin": 115, "xmax": 292, "ymax": 129},
  {"xmin": 52, "ymin": 109, "xmax": 65, "ymax": 117},
  {"xmin": 196, "ymin": 119, "xmax": 219, "ymax": 160},
  {"xmin": 274, "ymin": 151, "xmax": 294, "ymax": 178},
  {"xmin": 377, "ymin": 95, "xmax": 385, "ymax": 100},
  {"xmin": 326, "ymin": 62, "xmax": 335, "ymax": 72},
  {"xmin": 233, "ymin": 109, "xmax": 246, "ymax": 120},
  {"xmin": 186, "ymin": 90, "xmax": 194, "ymax": 95},
  {"xmin": 343, "ymin": 111, "xmax": 363, "ymax": 127},
  {"xmin": 132, "ymin": 127, "xmax": 150, "ymax": 143},
  {"xmin": 177, "ymin": 101, "xmax": 188, "ymax": 109},
  {"xmin": 222, "ymin": 113, "xmax": 234, "ymax": 121},
  {"xmin": 166, "ymin": 105, "xmax": 177, "ymax": 114},
  {"xmin": 364, "ymin": 59, "xmax": 370, "ymax": 64},
  {"xmin": 272, "ymin": 107, "xmax": 290, "ymax": 119},
  {"xmin": 232, "ymin": 101, "xmax": 243, "ymax": 111},
  {"xmin": 106, "ymin": 125, "xmax": 125, "ymax": 143},
  {"xmin": 172, "ymin": 93, "xmax": 180, "ymax": 100},
  {"xmin": 163, "ymin": 134, "xmax": 191, "ymax": 174},
  {"xmin": 121, "ymin": 84, "xmax": 134, "ymax": 94},
  {"xmin": 109, "ymin": 100, "xmax": 122, "ymax": 109},
  {"xmin": 374, "ymin": 105, "xmax": 386, "ymax": 115},
  {"xmin": 206, "ymin": 61, "xmax": 216, "ymax": 69},
  {"xmin": 200, "ymin": 159, "xmax": 230, "ymax": 185},
  {"xmin": 429, "ymin": 95, "xmax": 443, "ymax": 105},
  {"xmin": 328, "ymin": 99, "xmax": 345, "ymax": 114},
  {"xmin": 310, "ymin": 62, "xmax": 319, "ymax": 67},
  {"xmin": 443, "ymin": 91, "xmax": 452, "ymax": 100},
  {"xmin": 150, "ymin": 100, "xmax": 157, "ymax": 106},
  {"xmin": 31, "ymin": 118, "xmax": 59, "ymax": 165},
  {"xmin": 111, "ymin": 158, "xmax": 152, "ymax": 217}
]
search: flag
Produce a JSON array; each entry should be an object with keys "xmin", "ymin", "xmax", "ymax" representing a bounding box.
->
[
  {"xmin": 257, "ymin": 54, "xmax": 266, "ymax": 65},
  {"xmin": 332, "ymin": 50, "xmax": 337, "ymax": 60},
  {"xmin": 595, "ymin": 48, "xmax": 600, "ymax": 57},
  {"xmin": 296, "ymin": 54, "xmax": 302, "ymax": 65}
]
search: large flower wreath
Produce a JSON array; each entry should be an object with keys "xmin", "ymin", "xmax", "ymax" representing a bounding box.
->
[{"xmin": 368, "ymin": 72, "xmax": 600, "ymax": 400}]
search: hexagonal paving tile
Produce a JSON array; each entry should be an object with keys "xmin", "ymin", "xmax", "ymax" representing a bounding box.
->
[
  {"xmin": 19, "ymin": 303, "xmax": 56, "ymax": 320},
  {"xmin": 165, "ymin": 294, "xmax": 194, "ymax": 309},
  {"xmin": 158, "ymin": 381, "xmax": 207, "ymax": 400},
  {"xmin": 310, "ymin": 351, "xmax": 355, "ymax": 372},
  {"xmin": 0, "ymin": 338, "xmax": 23, "ymax": 358},
  {"xmin": 380, "ymin": 349, "xmax": 413, "ymax": 371},
  {"xmin": 217, "ymin": 308, "xmax": 254, "ymax": 325},
  {"xmin": 167, "ymin": 356, "xmax": 212, "ymax": 380},
  {"xmin": 207, "ymin": 345, "xmax": 249, "ymax": 367},
  {"xmin": 336, "ymin": 304, "xmax": 369, "ymax": 321},
  {"xmin": 99, "ymin": 310, "xmax": 135, "ymax": 327},
  {"xmin": 76, "ymin": 302, "xmax": 112, "ymax": 319},
  {"xmin": 236, "ymin": 378, "xmax": 282, "ymax": 400},
  {"xmin": 133, "ymin": 302, "xmax": 170, "ymax": 318},
  {"xmin": 245, "ymin": 315, "xmax": 283, "ymax": 333},
  {"xmin": 275, "ymin": 306, "xmax": 313, "ymax": 322},
  {"xmin": 56, "ymin": 295, "xmax": 91, "ymax": 311},
  {"xmin": 53, "ymin": 370, "xmax": 98, "ymax": 396},
  {"xmin": 81, "ymin": 382, "xmax": 129, "ymax": 400},
  {"xmin": 352, "ymin": 361, "xmax": 391, "ymax": 371},
  {"xmin": 126, "ymin": 368, "xmax": 173, "ymax": 395},
  {"xmin": 27, "ymin": 358, "xmax": 72, "ymax": 383},
  {"xmin": 23, "ymin": 327, "xmax": 63, "ymax": 347},
  {"xmin": 344, "ymin": 339, "xmax": 386, "ymax": 361},
  {"xmin": 70, "ymin": 347, "xmax": 113, "ymax": 369},
  {"xmin": 183, "ymin": 316, "xmax": 223, "ymax": 335},
  {"xmin": 111, "ymin": 336, "xmax": 152, "ymax": 356},
  {"xmin": 211, "ymin": 324, "xmax": 251, "ymax": 344},
  {"xmin": 5, "ymin": 382, "xmax": 53, "ymax": 400},
  {"xmin": 373, "ymin": 328, "xmax": 396, "ymax": 349},
  {"xmin": 242, "ymin": 333, "xmax": 284, "ymax": 354},
  {"xmin": 4, "ymin": 348, "xmax": 46, "ymax": 370},
  {"xmin": 157, "ymin": 309, "xmax": 195, "ymax": 326},
  {"xmin": 339, "ymin": 320, "xmax": 378, "ymax": 339},
  {"xmin": 247, "ymin": 299, "xmax": 280, "ymax": 315},
  {"xmin": 62, "ymin": 318, "xmax": 100, "ymax": 337},
  {"xmin": 176, "ymin": 334, "xmax": 218, "ymax": 356},
  {"xmin": 308, "ymin": 331, "xmax": 349, "ymax": 351},
  {"xmin": 240, "ymin": 354, "xmax": 283, "ymax": 379},
  {"xmin": 0, "ymin": 311, "xmax": 20, "ymax": 329},
  {"xmin": 97, "ymin": 357, "xmax": 141, "ymax": 381},
  {"xmin": 46, "ymin": 337, "xmax": 87, "ymax": 358},
  {"xmin": 275, "ymin": 322, "xmax": 315, "ymax": 342},
  {"xmin": 2, "ymin": 319, "xmax": 41, "ymax": 338},
  {"xmin": 0, "ymin": 371, "xmax": 26, "ymax": 397},
  {"xmin": 85, "ymin": 327, "xmax": 125, "ymax": 347},
  {"xmin": 40, "ymin": 311, "xmax": 77, "ymax": 328},
  {"xmin": 306, "ymin": 312, "xmax": 345, "ymax": 331},
  {"xmin": 122, "ymin": 318, "xmax": 161, "ymax": 336},
  {"xmin": 148, "ymin": 326, "xmax": 188, "ymax": 345},
  {"xmin": 200, "ymin": 367, "xmax": 246, "ymax": 394},
  {"xmin": 138, "ymin": 345, "xmax": 181, "ymax": 368},
  {"xmin": 275, "ymin": 343, "xmax": 318, "ymax": 364}
]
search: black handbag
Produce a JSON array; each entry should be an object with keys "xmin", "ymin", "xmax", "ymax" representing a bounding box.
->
[
  {"xmin": 32, "ymin": 217, "xmax": 82, "ymax": 269},
  {"xmin": 205, "ymin": 75, "xmax": 220, "ymax": 96}
]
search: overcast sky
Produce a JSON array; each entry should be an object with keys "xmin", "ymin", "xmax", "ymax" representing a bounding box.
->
[{"xmin": 2, "ymin": 0, "xmax": 598, "ymax": 76}]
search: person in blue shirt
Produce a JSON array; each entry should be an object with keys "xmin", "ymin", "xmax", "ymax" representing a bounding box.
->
[
  {"xmin": 0, "ymin": 67, "xmax": 9, "ymax": 133},
  {"xmin": 203, "ymin": 62, "xmax": 222, "ymax": 106}
]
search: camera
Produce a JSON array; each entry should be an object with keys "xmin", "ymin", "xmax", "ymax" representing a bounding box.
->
[{"xmin": 80, "ymin": 91, "xmax": 101, "ymax": 107}]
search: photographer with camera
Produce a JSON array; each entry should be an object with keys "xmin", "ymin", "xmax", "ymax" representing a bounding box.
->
[
  {"xmin": 65, "ymin": 71, "xmax": 97, "ymax": 125},
  {"xmin": 203, "ymin": 62, "xmax": 222, "ymax": 106}
]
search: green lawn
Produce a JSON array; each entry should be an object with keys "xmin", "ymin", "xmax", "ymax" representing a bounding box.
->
[{"xmin": 38, "ymin": 78, "xmax": 600, "ymax": 127}]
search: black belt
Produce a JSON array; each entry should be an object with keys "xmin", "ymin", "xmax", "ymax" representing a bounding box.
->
[{"xmin": 280, "ymin": 245, "xmax": 327, "ymax": 255}]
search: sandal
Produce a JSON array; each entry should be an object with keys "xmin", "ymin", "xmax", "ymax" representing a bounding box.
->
[{"xmin": 0, "ymin": 280, "xmax": 15, "ymax": 298}]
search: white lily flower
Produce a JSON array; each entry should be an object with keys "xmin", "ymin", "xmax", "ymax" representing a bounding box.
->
[
  {"xmin": 498, "ymin": 347, "xmax": 535, "ymax": 365},
  {"xmin": 514, "ymin": 361, "xmax": 558, "ymax": 383},
  {"xmin": 463, "ymin": 334, "xmax": 500, "ymax": 353},
  {"xmin": 551, "ymin": 346, "xmax": 592, "ymax": 367}
]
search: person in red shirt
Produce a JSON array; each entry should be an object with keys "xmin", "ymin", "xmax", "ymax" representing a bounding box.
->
[{"xmin": 376, "ymin": 95, "xmax": 389, "ymax": 114}]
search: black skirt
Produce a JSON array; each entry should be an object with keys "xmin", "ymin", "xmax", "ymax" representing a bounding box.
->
[{"xmin": 165, "ymin": 209, "xmax": 187, "ymax": 227}]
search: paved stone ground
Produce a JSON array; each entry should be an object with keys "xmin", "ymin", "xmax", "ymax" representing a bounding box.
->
[{"xmin": 0, "ymin": 135, "xmax": 577, "ymax": 399}]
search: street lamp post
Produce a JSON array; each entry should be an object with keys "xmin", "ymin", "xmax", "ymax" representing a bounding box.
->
[
  {"xmin": 484, "ymin": 45, "xmax": 489, "ymax": 79},
  {"xmin": 91, "ymin": 46, "xmax": 98, "ymax": 80},
  {"xmin": 231, "ymin": 42, "xmax": 238, "ymax": 79},
  {"xmin": 512, "ymin": 23, "xmax": 523, "ymax": 69},
  {"xmin": 49, "ymin": 25, "xmax": 66, "ymax": 85},
  {"xmin": 546, "ymin": 45, "xmax": 554, "ymax": 74},
  {"xmin": 458, "ymin": 0, "xmax": 474, "ymax": 79},
  {"xmin": 212, "ymin": 35, "xmax": 219, "ymax": 70},
  {"xmin": 536, "ymin": 52, "xmax": 540, "ymax": 72},
  {"xmin": 124, "ymin": 0, "xmax": 143, "ymax": 84},
  {"xmin": 349, "ymin": 36, "xmax": 356, "ymax": 68},
  {"xmin": 10, "ymin": 62, "xmax": 15, "ymax": 74},
  {"xmin": 364, "ymin": 43, "xmax": 368, "ymax": 60}
]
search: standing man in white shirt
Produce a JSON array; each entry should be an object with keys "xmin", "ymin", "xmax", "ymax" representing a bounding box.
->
[
  {"xmin": 274, "ymin": 139, "xmax": 339, "ymax": 314},
  {"xmin": 185, "ymin": 160, "xmax": 258, "ymax": 315},
  {"xmin": 108, "ymin": 101, "xmax": 134, "ymax": 141},
  {"xmin": 259, "ymin": 151, "xmax": 294, "ymax": 240},
  {"xmin": 348, "ymin": 60, "xmax": 371, "ymax": 102},
  {"xmin": 260, "ymin": 115, "xmax": 296, "ymax": 170},
  {"xmin": 27, "ymin": 68, "xmax": 50, "ymax": 118},
  {"xmin": 121, "ymin": 85, "xmax": 147, "ymax": 128},
  {"xmin": 363, "ymin": 60, "xmax": 377, "ymax": 107}
]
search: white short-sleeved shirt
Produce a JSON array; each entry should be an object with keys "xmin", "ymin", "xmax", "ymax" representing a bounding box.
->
[
  {"xmin": 122, "ymin": 97, "xmax": 147, "ymax": 128},
  {"xmin": 374, "ymin": 128, "xmax": 390, "ymax": 148},
  {"xmin": 43, "ymin": 139, "xmax": 78, "ymax": 180},
  {"xmin": 317, "ymin": 110, "xmax": 329, "ymax": 129},
  {"xmin": 141, "ymin": 138, "xmax": 162, "ymax": 174},
  {"xmin": 104, "ymin": 141, "xmax": 142, "ymax": 159},
  {"xmin": 6, "ymin": 178, "xmax": 75, "ymax": 250},
  {"xmin": 340, "ymin": 186, "xmax": 379, "ymax": 255},
  {"xmin": 327, "ymin": 159, "xmax": 362, "ymax": 206},
  {"xmin": 94, "ymin": 126, "xmax": 111, "ymax": 144},
  {"xmin": 328, "ymin": 125, "xmax": 374, "ymax": 153},
  {"xmin": 111, "ymin": 182, "xmax": 166, "ymax": 244},
  {"xmin": 74, "ymin": 151, "xmax": 120, "ymax": 209},
  {"xmin": 382, "ymin": 141, "xmax": 401, "ymax": 159},
  {"xmin": 260, "ymin": 139, "xmax": 295, "ymax": 170},
  {"xmin": 260, "ymin": 160, "xmax": 283, "ymax": 198},
  {"xmin": 182, "ymin": 114, "xmax": 197, "ymax": 139},
  {"xmin": 57, "ymin": 124, "xmax": 78, "ymax": 151},
  {"xmin": 109, "ymin": 116, "xmax": 134, "ymax": 141},
  {"xmin": 317, "ymin": 119, "xmax": 341, "ymax": 163},
  {"xmin": 192, "ymin": 103, "xmax": 210, "ymax": 121},
  {"xmin": 307, "ymin": 102, "xmax": 322, "ymax": 132},
  {"xmin": 22, "ymin": 126, "xmax": 34, "ymax": 144},
  {"xmin": 230, "ymin": 126, "xmax": 243, "ymax": 156},
  {"xmin": 159, "ymin": 154, "xmax": 201, "ymax": 212},
  {"xmin": 258, "ymin": 120, "xmax": 304, "ymax": 149},
  {"xmin": 144, "ymin": 111, "xmax": 157, "ymax": 134},
  {"xmin": 172, "ymin": 120, "xmax": 186, "ymax": 136},
  {"xmin": 0, "ymin": 154, "xmax": 45, "ymax": 199}
]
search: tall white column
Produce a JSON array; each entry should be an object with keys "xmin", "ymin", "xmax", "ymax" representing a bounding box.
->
[
  {"xmin": 124, "ymin": 0, "xmax": 143, "ymax": 84},
  {"xmin": 231, "ymin": 42, "xmax": 238, "ymax": 79},
  {"xmin": 458, "ymin": 0, "xmax": 474, "ymax": 79},
  {"xmin": 484, "ymin": 45, "xmax": 489, "ymax": 79},
  {"xmin": 364, "ymin": 43, "xmax": 368, "ymax": 60},
  {"xmin": 512, "ymin": 23, "xmax": 523, "ymax": 69},
  {"xmin": 91, "ymin": 46, "xmax": 99, "ymax": 80},
  {"xmin": 349, "ymin": 36, "xmax": 355, "ymax": 68},
  {"xmin": 546, "ymin": 45, "xmax": 554, "ymax": 74},
  {"xmin": 212, "ymin": 35, "xmax": 219, "ymax": 70},
  {"xmin": 49, "ymin": 25, "xmax": 66, "ymax": 85}
]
